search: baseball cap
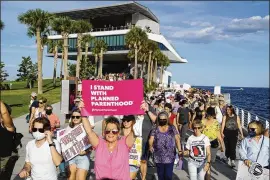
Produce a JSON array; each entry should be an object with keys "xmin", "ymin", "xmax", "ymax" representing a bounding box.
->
[{"xmin": 31, "ymin": 92, "xmax": 37, "ymax": 97}]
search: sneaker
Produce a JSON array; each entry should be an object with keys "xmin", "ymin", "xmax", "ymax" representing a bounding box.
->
[
  {"xmin": 231, "ymin": 160, "xmax": 236, "ymax": 167},
  {"xmin": 227, "ymin": 158, "xmax": 231, "ymax": 166}
]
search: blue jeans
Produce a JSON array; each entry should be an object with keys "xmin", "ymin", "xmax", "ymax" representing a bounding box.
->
[{"xmin": 156, "ymin": 162, "xmax": 174, "ymax": 180}]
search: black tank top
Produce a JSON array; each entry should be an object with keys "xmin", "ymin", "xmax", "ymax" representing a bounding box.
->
[
  {"xmin": 0, "ymin": 124, "xmax": 14, "ymax": 157},
  {"xmin": 225, "ymin": 115, "xmax": 238, "ymax": 130}
]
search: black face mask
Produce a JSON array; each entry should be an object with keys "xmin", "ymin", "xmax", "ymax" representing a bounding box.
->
[
  {"xmin": 46, "ymin": 110, "xmax": 52, "ymax": 115},
  {"xmin": 158, "ymin": 120, "xmax": 167, "ymax": 126}
]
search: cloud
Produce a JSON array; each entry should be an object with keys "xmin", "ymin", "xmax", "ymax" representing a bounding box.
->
[
  {"xmin": 162, "ymin": 15, "xmax": 269, "ymax": 44},
  {"xmin": 19, "ymin": 44, "xmax": 36, "ymax": 49},
  {"xmin": 8, "ymin": 44, "xmax": 36, "ymax": 49},
  {"xmin": 223, "ymin": 15, "xmax": 269, "ymax": 34}
]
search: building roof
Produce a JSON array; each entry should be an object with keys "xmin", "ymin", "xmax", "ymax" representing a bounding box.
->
[{"xmin": 52, "ymin": 1, "xmax": 159, "ymax": 23}]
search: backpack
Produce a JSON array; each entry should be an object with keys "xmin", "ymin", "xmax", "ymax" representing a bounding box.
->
[{"xmin": 12, "ymin": 129, "xmax": 23, "ymax": 154}]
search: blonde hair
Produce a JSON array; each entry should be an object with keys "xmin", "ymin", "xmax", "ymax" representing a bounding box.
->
[{"xmin": 248, "ymin": 120, "xmax": 265, "ymax": 135}]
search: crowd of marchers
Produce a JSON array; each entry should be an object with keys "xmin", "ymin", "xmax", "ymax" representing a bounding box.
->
[{"xmin": 0, "ymin": 86, "xmax": 269, "ymax": 180}]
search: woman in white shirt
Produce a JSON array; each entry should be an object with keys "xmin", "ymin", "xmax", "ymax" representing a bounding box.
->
[
  {"xmin": 19, "ymin": 117, "xmax": 62, "ymax": 180},
  {"xmin": 183, "ymin": 120, "xmax": 211, "ymax": 180}
]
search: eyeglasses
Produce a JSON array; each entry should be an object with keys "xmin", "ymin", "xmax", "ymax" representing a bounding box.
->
[
  {"xmin": 123, "ymin": 119, "xmax": 133, "ymax": 122},
  {"xmin": 193, "ymin": 127, "xmax": 202, "ymax": 130},
  {"xmin": 32, "ymin": 128, "xmax": 45, "ymax": 133},
  {"xmin": 105, "ymin": 130, "xmax": 119, "ymax": 135},
  {"xmin": 72, "ymin": 116, "xmax": 81, "ymax": 119},
  {"xmin": 39, "ymin": 102, "xmax": 43, "ymax": 104}
]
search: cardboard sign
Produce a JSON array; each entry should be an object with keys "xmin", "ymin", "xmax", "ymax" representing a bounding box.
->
[
  {"xmin": 129, "ymin": 137, "xmax": 142, "ymax": 167},
  {"xmin": 81, "ymin": 79, "xmax": 144, "ymax": 116},
  {"xmin": 236, "ymin": 161, "xmax": 269, "ymax": 180},
  {"xmin": 59, "ymin": 124, "xmax": 90, "ymax": 161}
]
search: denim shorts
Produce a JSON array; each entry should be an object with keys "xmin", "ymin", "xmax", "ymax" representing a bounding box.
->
[
  {"xmin": 67, "ymin": 155, "xmax": 90, "ymax": 170},
  {"xmin": 130, "ymin": 165, "xmax": 139, "ymax": 172}
]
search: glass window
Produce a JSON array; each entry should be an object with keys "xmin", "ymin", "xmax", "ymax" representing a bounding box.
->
[{"xmin": 113, "ymin": 36, "xmax": 117, "ymax": 46}]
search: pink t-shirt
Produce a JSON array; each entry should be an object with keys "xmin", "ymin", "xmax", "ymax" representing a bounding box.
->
[{"xmin": 94, "ymin": 136, "xmax": 130, "ymax": 180}]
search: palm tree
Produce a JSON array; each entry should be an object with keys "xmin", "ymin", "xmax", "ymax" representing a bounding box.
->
[
  {"xmin": 126, "ymin": 26, "xmax": 148, "ymax": 79},
  {"xmin": 93, "ymin": 39, "xmax": 107, "ymax": 78},
  {"xmin": 146, "ymin": 40, "xmax": 158, "ymax": 87},
  {"xmin": 0, "ymin": 20, "xmax": 4, "ymax": 30},
  {"xmin": 81, "ymin": 34, "xmax": 94, "ymax": 75},
  {"xmin": 18, "ymin": 9, "xmax": 53, "ymax": 94},
  {"xmin": 51, "ymin": 16, "xmax": 73, "ymax": 80},
  {"xmin": 91, "ymin": 44, "xmax": 100, "ymax": 77},
  {"xmin": 152, "ymin": 49, "xmax": 162, "ymax": 82},
  {"xmin": 72, "ymin": 20, "xmax": 92, "ymax": 78},
  {"xmin": 159, "ymin": 54, "xmax": 170, "ymax": 84},
  {"xmin": 48, "ymin": 39, "xmax": 62, "ymax": 86}
]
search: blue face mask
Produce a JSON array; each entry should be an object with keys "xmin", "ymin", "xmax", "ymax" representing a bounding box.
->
[{"xmin": 248, "ymin": 131, "xmax": 256, "ymax": 137}]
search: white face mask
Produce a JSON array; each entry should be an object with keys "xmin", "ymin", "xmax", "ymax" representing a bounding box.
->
[{"xmin": 32, "ymin": 131, "xmax": 46, "ymax": 140}]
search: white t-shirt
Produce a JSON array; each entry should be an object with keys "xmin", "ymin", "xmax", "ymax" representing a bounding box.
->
[
  {"xmin": 186, "ymin": 134, "xmax": 210, "ymax": 166},
  {"xmin": 25, "ymin": 139, "xmax": 61, "ymax": 180}
]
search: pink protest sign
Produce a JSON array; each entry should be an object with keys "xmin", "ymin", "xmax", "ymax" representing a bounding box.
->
[{"xmin": 81, "ymin": 79, "xmax": 144, "ymax": 116}]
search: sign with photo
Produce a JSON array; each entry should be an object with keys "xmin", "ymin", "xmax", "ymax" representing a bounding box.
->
[
  {"xmin": 58, "ymin": 124, "xmax": 90, "ymax": 161},
  {"xmin": 129, "ymin": 137, "xmax": 142, "ymax": 167}
]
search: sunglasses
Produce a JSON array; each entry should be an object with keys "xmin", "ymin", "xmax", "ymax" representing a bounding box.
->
[
  {"xmin": 32, "ymin": 128, "xmax": 45, "ymax": 133},
  {"xmin": 123, "ymin": 119, "xmax": 133, "ymax": 122},
  {"xmin": 105, "ymin": 130, "xmax": 119, "ymax": 135},
  {"xmin": 72, "ymin": 116, "xmax": 81, "ymax": 119},
  {"xmin": 249, "ymin": 128, "xmax": 256, "ymax": 132},
  {"xmin": 39, "ymin": 102, "xmax": 44, "ymax": 104},
  {"xmin": 159, "ymin": 118, "xmax": 167, "ymax": 121},
  {"xmin": 193, "ymin": 127, "xmax": 202, "ymax": 130}
]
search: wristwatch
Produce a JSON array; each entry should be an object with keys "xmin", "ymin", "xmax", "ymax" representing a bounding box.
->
[{"xmin": 49, "ymin": 142, "xmax": 55, "ymax": 147}]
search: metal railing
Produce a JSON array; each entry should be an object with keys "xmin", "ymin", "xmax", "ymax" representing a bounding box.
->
[{"xmin": 234, "ymin": 104, "xmax": 269, "ymax": 129}]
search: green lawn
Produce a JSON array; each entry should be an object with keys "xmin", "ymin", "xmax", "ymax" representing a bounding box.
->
[{"xmin": 1, "ymin": 79, "xmax": 61, "ymax": 118}]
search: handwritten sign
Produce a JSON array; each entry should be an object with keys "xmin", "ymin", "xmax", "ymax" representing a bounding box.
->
[
  {"xmin": 59, "ymin": 124, "xmax": 90, "ymax": 161},
  {"xmin": 129, "ymin": 137, "xmax": 142, "ymax": 167},
  {"xmin": 81, "ymin": 79, "xmax": 144, "ymax": 116},
  {"xmin": 236, "ymin": 161, "xmax": 269, "ymax": 180}
]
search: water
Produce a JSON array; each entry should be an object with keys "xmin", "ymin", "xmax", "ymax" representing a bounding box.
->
[{"xmin": 194, "ymin": 86, "xmax": 270, "ymax": 119}]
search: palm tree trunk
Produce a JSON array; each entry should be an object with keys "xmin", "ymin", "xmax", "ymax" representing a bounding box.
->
[
  {"xmin": 94, "ymin": 54, "xmax": 98, "ymax": 76},
  {"xmin": 53, "ymin": 46, "xmax": 58, "ymax": 87},
  {"xmin": 76, "ymin": 34, "xmax": 82, "ymax": 78},
  {"xmin": 140, "ymin": 62, "xmax": 144, "ymax": 79},
  {"xmin": 160, "ymin": 65, "xmax": 164, "ymax": 84},
  {"xmin": 36, "ymin": 28, "xmax": 43, "ymax": 94},
  {"xmin": 98, "ymin": 49, "xmax": 104, "ymax": 78},
  {"xmin": 147, "ymin": 52, "xmax": 152, "ymax": 87},
  {"xmin": 153, "ymin": 60, "xmax": 157, "ymax": 83},
  {"xmin": 134, "ymin": 47, "xmax": 138, "ymax": 79},
  {"xmin": 149, "ymin": 59, "xmax": 153, "ymax": 84},
  {"xmin": 60, "ymin": 50, "xmax": 64, "ymax": 79},
  {"xmin": 63, "ymin": 34, "xmax": 69, "ymax": 80}
]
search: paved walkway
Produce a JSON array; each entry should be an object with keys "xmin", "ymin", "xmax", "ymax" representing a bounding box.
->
[{"xmin": 11, "ymin": 102, "xmax": 237, "ymax": 180}]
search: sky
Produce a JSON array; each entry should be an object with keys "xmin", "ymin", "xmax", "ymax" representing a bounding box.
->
[{"xmin": 1, "ymin": 1, "xmax": 269, "ymax": 88}]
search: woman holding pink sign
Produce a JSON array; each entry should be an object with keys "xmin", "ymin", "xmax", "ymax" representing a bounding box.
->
[{"xmin": 79, "ymin": 100, "xmax": 137, "ymax": 180}]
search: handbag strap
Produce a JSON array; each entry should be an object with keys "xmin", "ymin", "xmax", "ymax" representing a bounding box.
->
[{"xmin": 256, "ymin": 136, "xmax": 264, "ymax": 162}]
